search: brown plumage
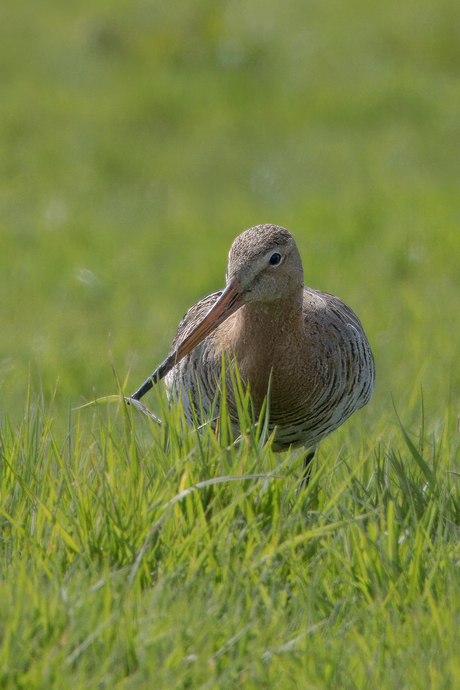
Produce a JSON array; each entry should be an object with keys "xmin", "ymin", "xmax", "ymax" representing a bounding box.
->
[{"xmin": 132, "ymin": 224, "xmax": 374, "ymax": 467}]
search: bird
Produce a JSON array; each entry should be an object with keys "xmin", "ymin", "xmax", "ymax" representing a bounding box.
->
[{"xmin": 131, "ymin": 224, "xmax": 375, "ymax": 482}]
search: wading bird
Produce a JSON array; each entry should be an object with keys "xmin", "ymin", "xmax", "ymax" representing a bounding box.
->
[{"xmin": 131, "ymin": 224, "xmax": 375, "ymax": 482}]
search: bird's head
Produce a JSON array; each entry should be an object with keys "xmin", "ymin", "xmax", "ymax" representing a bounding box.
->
[{"xmin": 226, "ymin": 223, "xmax": 304, "ymax": 303}]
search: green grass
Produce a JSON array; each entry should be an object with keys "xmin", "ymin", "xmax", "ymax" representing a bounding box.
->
[
  {"xmin": 1, "ymin": 0, "xmax": 460, "ymax": 686},
  {"xmin": 1, "ymin": 386, "xmax": 460, "ymax": 687}
]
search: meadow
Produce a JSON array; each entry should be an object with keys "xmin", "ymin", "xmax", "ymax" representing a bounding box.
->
[{"xmin": 1, "ymin": 0, "xmax": 460, "ymax": 686}]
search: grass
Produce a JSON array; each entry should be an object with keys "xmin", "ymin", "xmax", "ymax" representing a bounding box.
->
[
  {"xmin": 0, "ymin": 384, "xmax": 460, "ymax": 687},
  {"xmin": 1, "ymin": 0, "xmax": 460, "ymax": 686}
]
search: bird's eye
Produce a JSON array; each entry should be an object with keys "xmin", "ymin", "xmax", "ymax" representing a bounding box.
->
[{"xmin": 269, "ymin": 252, "xmax": 282, "ymax": 266}]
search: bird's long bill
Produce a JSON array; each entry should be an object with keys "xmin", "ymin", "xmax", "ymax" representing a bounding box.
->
[{"xmin": 130, "ymin": 278, "xmax": 243, "ymax": 401}]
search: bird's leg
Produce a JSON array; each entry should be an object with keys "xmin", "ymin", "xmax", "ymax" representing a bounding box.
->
[{"xmin": 299, "ymin": 445, "xmax": 317, "ymax": 488}]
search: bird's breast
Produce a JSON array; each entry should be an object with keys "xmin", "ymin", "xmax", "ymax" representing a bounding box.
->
[
  {"xmin": 214, "ymin": 294, "xmax": 374, "ymax": 433},
  {"xmin": 215, "ymin": 301, "xmax": 316, "ymax": 412}
]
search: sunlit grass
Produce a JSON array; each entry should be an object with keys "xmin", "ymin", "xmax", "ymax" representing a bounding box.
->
[{"xmin": 0, "ymin": 379, "xmax": 459, "ymax": 686}]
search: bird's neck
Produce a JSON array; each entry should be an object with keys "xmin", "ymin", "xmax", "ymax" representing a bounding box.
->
[
  {"xmin": 216, "ymin": 291, "xmax": 305, "ymax": 409},
  {"xmin": 237, "ymin": 293, "xmax": 304, "ymax": 340}
]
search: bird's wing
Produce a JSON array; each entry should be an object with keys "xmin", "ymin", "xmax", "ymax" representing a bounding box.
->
[
  {"xmin": 168, "ymin": 290, "xmax": 224, "ymax": 352},
  {"xmin": 303, "ymin": 287, "xmax": 368, "ymax": 335}
]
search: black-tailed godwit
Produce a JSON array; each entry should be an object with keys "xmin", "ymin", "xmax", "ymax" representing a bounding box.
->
[{"xmin": 131, "ymin": 224, "xmax": 375, "ymax": 479}]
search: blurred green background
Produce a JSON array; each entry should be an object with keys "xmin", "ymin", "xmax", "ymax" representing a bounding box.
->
[{"xmin": 1, "ymin": 0, "xmax": 460, "ymax": 428}]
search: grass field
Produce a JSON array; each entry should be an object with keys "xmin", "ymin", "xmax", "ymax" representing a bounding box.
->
[{"xmin": 1, "ymin": 0, "xmax": 460, "ymax": 686}]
